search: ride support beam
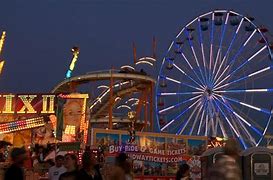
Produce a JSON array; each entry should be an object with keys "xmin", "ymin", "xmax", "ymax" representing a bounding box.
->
[
  {"xmin": 109, "ymin": 69, "xmax": 114, "ymax": 129},
  {"xmin": 69, "ymin": 82, "xmax": 77, "ymax": 93},
  {"xmin": 135, "ymin": 88, "xmax": 146, "ymax": 127},
  {"xmin": 144, "ymin": 88, "xmax": 148, "ymax": 131},
  {"xmin": 150, "ymin": 82, "xmax": 154, "ymax": 132}
]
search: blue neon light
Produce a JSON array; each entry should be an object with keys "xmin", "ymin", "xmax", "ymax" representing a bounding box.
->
[{"xmin": 66, "ymin": 70, "xmax": 72, "ymax": 78}]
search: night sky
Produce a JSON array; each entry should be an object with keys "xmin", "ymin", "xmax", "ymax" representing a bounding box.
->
[{"xmin": 0, "ymin": 0, "xmax": 273, "ymax": 93}]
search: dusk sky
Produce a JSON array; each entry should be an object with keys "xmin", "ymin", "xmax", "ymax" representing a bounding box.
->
[{"xmin": 0, "ymin": 0, "xmax": 273, "ymax": 92}]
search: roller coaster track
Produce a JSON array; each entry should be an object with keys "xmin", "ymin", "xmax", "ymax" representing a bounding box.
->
[
  {"xmin": 51, "ymin": 70, "xmax": 155, "ymax": 120},
  {"xmin": 91, "ymin": 82, "xmax": 147, "ymax": 119},
  {"xmin": 51, "ymin": 70, "xmax": 155, "ymax": 94}
]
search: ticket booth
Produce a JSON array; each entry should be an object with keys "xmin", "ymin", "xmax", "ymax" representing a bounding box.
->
[{"xmin": 242, "ymin": 147, "xmax": 273, "ymax": 180}]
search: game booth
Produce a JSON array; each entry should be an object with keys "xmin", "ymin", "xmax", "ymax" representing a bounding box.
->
[{"xmin": 0, "ymin": 93, "xmax": 89, "ymax": 179}]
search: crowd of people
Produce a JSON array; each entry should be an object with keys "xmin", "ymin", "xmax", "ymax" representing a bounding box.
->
[
  {"xmin": 2, "ymin": 138, "xmax": 243, "ymax": 180},
  {"xmin": 3, "ymin": 146, "xmax": 134, "ymax": 180},
  {"xmin": 174, "ymin": 138, "xmax": 242, "ymax": 180}
]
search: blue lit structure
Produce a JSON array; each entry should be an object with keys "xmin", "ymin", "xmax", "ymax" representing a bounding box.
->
[{"xmin": 156, "ymin": 10, "xmax": 273, "ymax": 149}]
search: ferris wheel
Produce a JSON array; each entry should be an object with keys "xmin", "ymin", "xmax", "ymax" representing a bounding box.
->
[{"xmin": 156, "ymin": 10, "xmax": 273, "ymax": 149}]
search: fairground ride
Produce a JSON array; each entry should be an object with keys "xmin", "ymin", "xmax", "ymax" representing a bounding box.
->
[
  {"xmin": 52, "ymin": 40, "xmax": 157, "ymax": 132},
  {"xmin": 52, "ymin": 68, "xmax": 156, "ymax": 131},
  {"xmin": 156, "ymin": 9, "xmax": 273, "ymax": 149}
]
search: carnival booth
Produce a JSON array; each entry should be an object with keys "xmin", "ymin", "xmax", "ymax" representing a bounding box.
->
[
  {"xmin": 0, "ymin": 93, "xmax": 89, "ymax": 179},
  {"xmin": 242, "ymin": 147, "xmax": 273, "ymax": 180}
]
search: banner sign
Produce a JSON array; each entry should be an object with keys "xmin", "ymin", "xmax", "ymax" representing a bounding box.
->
[
  {"xmin": 109, "ymin": 144, "xmax": 186, "ymax": 155},
  {"xmin": 92, "ymin": 128, "xmax": 207, "ymax": 160},
  {"xmin": 92, "ymin": 128, "xmax": 207, "ymax": 177},
  {"xmin": 128, "ymin": 153, "xmax": 188, "ymax": 163},
  {"xmin": 108, "ymin": 144, "xmax": 188, "ymax": 163},
  {"xmin": 0, "ymin": 94, "xmax": 55, "ymax": 114}
]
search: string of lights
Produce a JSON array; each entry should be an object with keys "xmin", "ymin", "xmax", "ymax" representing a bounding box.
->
[{"xmin": 0, "ymin": 117, "xmax": 45, "ymax": 134}]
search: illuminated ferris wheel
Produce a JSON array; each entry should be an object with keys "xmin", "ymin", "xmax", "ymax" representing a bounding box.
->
[{"xmin": 156, "ymin": 10, "xmax": 273, "ymax": 149}]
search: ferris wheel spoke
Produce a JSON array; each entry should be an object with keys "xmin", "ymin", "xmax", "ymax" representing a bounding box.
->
[
  {"xmin": 225, "ymin": 101, "xmax": 260, "ymax": 146},
  {"xmin": 158, "ymin": 94, "xmax": 202, "ymax": 114},
  {"xmin": 218, "ymin": 115, "xmax": 228, "ymax": 139},
  {"xmin": 214, "ymin": 45, "xmax": 267, "ymax": 87},
  {"xmin": 224, "ymin": 97, "xmax": 265, "ymax": 147},
  {"xmin": 197, "ymin": 100, "xmax": 207, "ymax": 135},
  {"xmin": 197, "ymin": 18, "xmax": 208, "ymax": 84},
  {"xmin": 213, "ymin": 95, "xmax": 259, "ymax": 145},
  {"xmin": 212, "ymin": 13, "xmax": 230, "ymax": 79},
  {"xmin": 177, "ymin": 100, "xmax": 202, "ymax": 135},
  {"xmin": 184, "ymin": 30, "xmax": 207, "ymax": 85},
  {"xmin": 182, "ymin": 82, "xmax": 204, "ymax": 91},
  {"xmin": 214, "ymin": 65, "xmax": 273, "ymax": 90},
  {"xmin": 206, "ymin": 102, "xmax": 213, "ymax": 135},
  {"xmin": 172, "ymin": 62, "xmax": 205, "ymax": 89},
  {"xmin": 229, "ymin": 111, "xmax": 250, "ymax": 148},
  {"xmin": 163, "ymin": 75, "xmax": 204, "ymax": 91},
  {"xmin": 207, "ymin": 100, "xmax": 219, "ymax": 137},
  {"xmin": 164, "ymin": 76, "xmax": 183, "ymax": 84},
  {"xmin": 158, "ymin": 92, "xmax": 202, "ymax": 96},
  {"xmin": 176, "ymin": 47, "xmax": 206, "ymax": 86},
  {"xmin": 257, "ymin": 115, "xmax": 272, "ymax": 146},
  {"xmin": 208, "ymin": 13, "xmax": 215, "ymax": 84},
  {"xmin": 214, "ymin": 93, "xmax": 271, "ymax": 115},
  {"xmin": 212, "ymin": 97, "xmax": 248, "ymax": 149},
  {"xmin": 208, "ymin": 98, "xmax": 227, "ymax": 137},
  {"xmin": 226, "ymin": 29, "xmax": 257, "ymax": 67},
  {"xmin": 160, "ymin": 98, "xmax": 201, "ymax": 131},
  {"xmin": 189, "ymin": 99, "xmax": 206, "ymax": 135},
  {"xmin": 208, "ymin": 99, "xmax": 225, "ymax": 137},
  {"xmin": 237, "ymin": 116, "xmax": 257, "ymax": 146},
  {"xmin": 213, "ymin": 29, "xmax": 257, "ymax": 84},
  {"xmin": 215, "ymin": 88, "xmax": 273, "ymax": 93},
  {"xmin": 205, "ymin": 109, "xmax": 209, "ymax": 136},
  {"xmin": 213, "ymin": 18, "xmax": 245, "ymax": 84},
  {"xmin": 232, "ymin": 103, "xmax": 266, "ymax": 134}
]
